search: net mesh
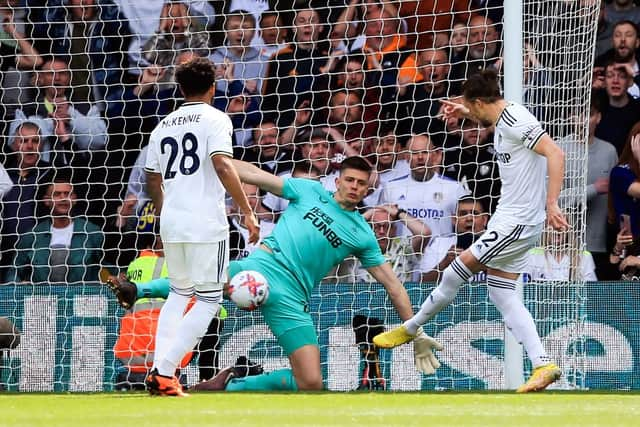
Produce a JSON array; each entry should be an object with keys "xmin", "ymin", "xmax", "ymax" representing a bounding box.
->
[{"xmin": 0, "ymin": 0, "xmax": 601, "ymax": 391}]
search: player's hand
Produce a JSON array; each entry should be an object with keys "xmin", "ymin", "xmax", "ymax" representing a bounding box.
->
[
  {"xmin": 413, "ymin": 328, "xmax": 443, "ymax": 375},
  {"xmin": 244, "ymin": 213, "xmax": 260, "ymax": 244},
  {"xmin": 546, "ymin": 202, "xmax": 569, "ymax": 232},
  {"xmin": 440, "ymin": 99, "xmax": 470, "ymax": 122}
]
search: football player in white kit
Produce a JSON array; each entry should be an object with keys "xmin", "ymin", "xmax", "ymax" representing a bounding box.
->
[
  {"xmin": 374, "ymin": 69, "xmax": 570, "ymax": 393},
  {"xmin": 143, "ymin": 57, "xmax": 260, "ymax": 396}
]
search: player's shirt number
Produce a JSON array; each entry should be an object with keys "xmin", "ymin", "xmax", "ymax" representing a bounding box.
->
[{"xmin": 160, "ymin": 132, "xmax": 201, "ymax": 179}]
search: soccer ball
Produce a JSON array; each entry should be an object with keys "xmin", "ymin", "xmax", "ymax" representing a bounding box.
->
[{"xmin": 228, "ymin": 270, "xmax": 269, "ymax": 311}]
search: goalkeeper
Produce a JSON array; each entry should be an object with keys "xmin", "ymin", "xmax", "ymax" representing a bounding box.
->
[{"xmin": 109, "ymin": 156, "xmax": 442, "ymax": 391}]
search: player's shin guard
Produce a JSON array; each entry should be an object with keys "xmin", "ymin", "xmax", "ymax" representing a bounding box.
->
[
  {"xmin": 405, "ymin": 258, "xmax": 471, "ymax": 334},
  {"xmin": 153, "ymin": 290, "xmax": 191, "ymax": 370},
  {"xmin": 352, "ymin": 315, "xmax": 386, "ymax": 390},
  {"xmin": 137, "ymin": 278, "xmax": 171, "ymax": 299},
  {"xmin": 225, "ymin": 368, "xmax": 298, "ymax": 391},
  {"xmin": 487, "ymin": 275, "xmax": 548, "ymax": 367},
  {"xmin": 156, "ymin": 299, "xmax": 220, "ymax": 377}
]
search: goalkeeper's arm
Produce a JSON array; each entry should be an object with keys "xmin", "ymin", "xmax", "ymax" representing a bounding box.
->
[{"xmin": 366, "ymin": 262, "xmax": 413, "ymax": 321}]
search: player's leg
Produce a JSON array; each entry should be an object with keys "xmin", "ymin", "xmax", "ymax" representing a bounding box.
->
[
  {"xmin": 152, "ymin": 242, "xmax": 191, "ymax": 371},
  {"xmin": 480, "ymin": 223, "xmax": 561, "ymax": 392},
  {"xmin": 193, "ymin": 252, "xmax": 318, "ymax": 392},
  {"xmin": 223, "ymin": 327, "xmax": 319, "ymax": 391},
  {"xmin": 486, "ymin": 267, "xmax": 561, "ymax": 392},
  {"xmin": 146, "ymin": 242, "xmax": 192, "ymax": 396},
  {"xmin": 155, "ymin": 241, "xmax": 226, "ymax": 381},
  {"xmin": 105, "ymin": 275, "xmax": 171, "ymax": 309},
  {"xmin": 375, "ymin": 250, "xmax": 483, "ymax": 347}
]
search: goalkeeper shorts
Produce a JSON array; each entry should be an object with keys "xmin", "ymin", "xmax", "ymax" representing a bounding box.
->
[{"xmin": 229, "ymin": 250, "xmax": 318, "ymax": 355}]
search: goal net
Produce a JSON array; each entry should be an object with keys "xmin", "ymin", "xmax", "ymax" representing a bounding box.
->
[{"xmin": 0, "ymin": 0, "xmax": 600, "ymax": 391}]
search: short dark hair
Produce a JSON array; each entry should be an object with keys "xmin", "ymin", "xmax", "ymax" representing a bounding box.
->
[
  {"xmin": 175, "ymin": 57, "xmax": 216, "ymax": 97},
  {"xmin": 614, "ymin": 20, "xmax": 639, "ymax": 38},
  {"xmin": 462, "ymin": 69, "xmax": 502, "ymax": 102},
  {"xmin": 340, "ymin": 156, "xmax": 372, "ymax": 175}
]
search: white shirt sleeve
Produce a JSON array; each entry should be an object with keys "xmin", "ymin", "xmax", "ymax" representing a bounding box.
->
[
  {"xmin": 207, "ymin": 114, "xmax": 233, "ymax": 158},
  {"xmin": 0, "ymin": 162, "xmax": 12, "ymax": 198},
  {"xmin": 504, "ymin": 107, "xmax": 546, "ymax": 151},
  {"xmin": 144, "ymin": 135, "xmax": 161, "ymax": 173}
]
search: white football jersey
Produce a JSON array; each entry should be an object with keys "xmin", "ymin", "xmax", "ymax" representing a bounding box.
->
[
  {"xmin": 380, "ymin": 173, "xmax": 469, "ymax": 237},
  {"xmin": 492, "ymin": 102, "xmax": 548, "ymax": 226},
  {"xmin": 145, "ymin": 102, "xmax": 233, "ymax": 243}
]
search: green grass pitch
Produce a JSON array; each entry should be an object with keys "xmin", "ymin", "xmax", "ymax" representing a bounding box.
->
[{"xmin": 2, "ymin": 392, "xmax": 639, "ymax": 426}]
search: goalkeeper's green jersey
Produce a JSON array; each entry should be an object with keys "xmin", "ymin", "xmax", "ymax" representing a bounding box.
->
[{"xmin": 262, "ymin": 178, "xmax": 385, "ymax": 299}]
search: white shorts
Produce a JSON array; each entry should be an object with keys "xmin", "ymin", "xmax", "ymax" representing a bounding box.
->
[
  {"xmin": 163, "ymin": 240, "xmax": 229, "ymax": 294},
  {"xmin": 469, "ymin": 221, "xmax": 543, "ymax": 274}
]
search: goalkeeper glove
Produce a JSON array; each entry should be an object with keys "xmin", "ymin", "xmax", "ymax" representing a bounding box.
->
[{"xmin": 413, "ymin": 328, "xmax": 443, "ymax": 375}]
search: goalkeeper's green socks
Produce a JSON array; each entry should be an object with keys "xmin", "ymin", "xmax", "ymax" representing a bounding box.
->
[
  {"xmin": 137, "ymin": 278, "xmax": 170, "ymax": 299},
  {"xmin": 225, "ymin": 368, "xmax": 298, "ymax": 391}
]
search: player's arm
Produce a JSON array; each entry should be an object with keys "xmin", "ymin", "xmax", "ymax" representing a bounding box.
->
[
  {"xmin": 231, "ymin": 159, "xmax": 284, "ymax": 196},
  {"xmin": 213, "ymin": 155, "xmax": 260, "ymax": 243},
  {"xmin": 146, "ymin": 171, "xmax": 164, "ymax": 215},
  {"xmin": 533, "ymin": 135, "xmax": 570, "ymax": 231},
  {"xmin": 366, "ymin": 263, "xmax": 414, "ymax": 321}
]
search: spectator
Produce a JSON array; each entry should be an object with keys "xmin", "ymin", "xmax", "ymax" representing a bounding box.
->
[
  {"xmin": 419, "ymin": 196, "xmax": 488, "ymax": 282},
  {"xmin": 526, "ymin": 225, "xmax": 597, "ymax": 282},
  {"xmin": 610, "ymin": 225, "xmax": 640, "ymax": 280},
  {"xmin": 0, "ymin": 0, "xmax": 43, "ymax": 128},
  {"xmin": 261, "ymin": 8, "xmax": 328, "ymax": 127},
  {"xmin": 209, "ymin": 10, "xmax": 269, "ymax": 94},
  {"xmin": 234, "ymin": 119, "xmax": 296, "ymax": 176},
  {"xmin": 343, "ymin": 205, "xmax": 431, "ymax": 283},
  {"xmin": 321, "ymin": 90, "xmax": 372, "ymax": 141},
  {"xmin": 386, "ymin": 48, "xmax": 451, "ymax": 143},
  {"xmin": 7, "ymin": 172, "xmax": 104, "ymax": 284},
  {"xmin": 604, "ymin": 0, "xmax": 640, "ymax": 28},
  {"xmin": 10, "ymin": 57, "xmax": 108, "ymax": 160},
  {"xmin": 444, "ymin": 120, "xmax": 501, "ymax": 213},
  {"xmin": 609, "ymin": 122, "xmax": 640, "ymax": 241},
  {"xmin": 0, "ymin": 121, "xmax": 51, "ymax": 279},
  {"xmin": 360, "ymin": 2, "xmax": 420, "ymax": 97},
  {"xmin": 115, "ymin": 145, "xmax": 153, "ymax": 232},
  {"xmin": 449, "ymin": 21, "xmax": 468, "ymax": 61},
  {"xmin": 451, "ymin": 15, "xmax": 501, "ymax": 82},
  {"xmin": 594, "ymin": 20, "xmax": 640, "ymax": 98},
  {"xmin": 27, "ymin": 0, "xmax": 131, "ymax": 106},
  {"xmin": 559, "ymin": 93, "xmax": 618, "ymax": 280},
  {"xmin": 397, "ymin": 0, "xmax": 472, "ymax": 50},
  {"xmin": 372, "ymin": 125, "xmax": 410, "ymax": 179},
  {"xmin": 595, "ymin": 1, "xmax": 614, "ymax": 58},
  {"xmin": 258, "ymin": 10, "xmax": 288, "ymax": 59},
  {"xmin": 595, "ymin": 61, "xmax": 640, "ymax": 154},
  {"xmin": 380, "ymin": 134, "xmax": 469, "ymax": 238},
  {"xmin": 139, "ymin": 0, "xmax": 209, "ymax": 71}
]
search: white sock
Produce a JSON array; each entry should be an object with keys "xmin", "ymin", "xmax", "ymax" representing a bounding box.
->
[
  {"xmin": 486, "ymin": 275, "xmax": 549, "ymax": 368},
  {"xmin": 404, "ymin": 258, "xmax": 472, "ymax": 335},
  {"xmin": 156, "ymin": 300, "xmax": 220, "ymax": 377},
  {"xmin": 152, "ymin": 291, "xmax": 190, "ymax": 372}
]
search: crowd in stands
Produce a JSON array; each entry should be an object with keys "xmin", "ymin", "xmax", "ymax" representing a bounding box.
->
[{"xmin": 0, "ymin": 0, "xmax": 639, "ymax": 292}]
